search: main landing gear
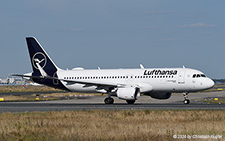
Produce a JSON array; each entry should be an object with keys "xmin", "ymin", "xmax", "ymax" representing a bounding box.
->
[
  {"xmin": 104, "ymin": 90, "xmax": 114, "ymax": 104},
  {"xmin": 183, "ymin": 92, "xmax": 190, "ymax": 104},
  {"xmin": 104, "ymin": 97, "xmax": 114, "ymax": 104},
  {"xmin": 126, "ymin": 100, "xmax": 135, "ymax": 104},
  {"xmin": 103, "ymin": 88, "xmax": 136, "ymax": 104}
]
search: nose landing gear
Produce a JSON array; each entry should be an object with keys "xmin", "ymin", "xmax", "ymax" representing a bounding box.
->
[{"xmin": 183, "ymin": 93, "xmax": 190, "ymax": 104}]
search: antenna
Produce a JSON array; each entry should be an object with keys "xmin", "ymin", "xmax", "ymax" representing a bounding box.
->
[{"xmin": 140, "ymin": 64, "xmax": 145, "ymax": 69}]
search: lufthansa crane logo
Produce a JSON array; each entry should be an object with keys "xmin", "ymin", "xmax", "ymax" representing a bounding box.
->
[{"xmin": 32, "ymin": 52, "xmax": 47, "ymax": 69}]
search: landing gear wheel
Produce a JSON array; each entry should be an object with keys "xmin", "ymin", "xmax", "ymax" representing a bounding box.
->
[
  {"xmin": 182, "ymin": 92, "xmax": 190, "ymax": 104},
  {"xmin": 183, "ymin": 99, "xmax": 190, "ymax": 104},
  {"xmin": 126, "ymin": 100, "xmax": 135, "ymax": 104},
  {"xmin": 104, "ymin": 98, "xmax": 114, "ymax": 104}
]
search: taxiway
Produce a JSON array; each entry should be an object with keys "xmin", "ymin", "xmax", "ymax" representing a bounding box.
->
[{"xmin": 0, "ymin": 91, "xmax": 224, "ymax": 112}]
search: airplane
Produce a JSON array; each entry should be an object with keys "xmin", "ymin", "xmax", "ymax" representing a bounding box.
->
[{"xmin": 12, "ymin": 37, "xmax": 215, "ymax": 104}]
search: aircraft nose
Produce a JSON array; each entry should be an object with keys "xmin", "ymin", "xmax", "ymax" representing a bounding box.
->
[{"xmin": 206, "ymin": 78, "xmax": 215, "ymax": 89}]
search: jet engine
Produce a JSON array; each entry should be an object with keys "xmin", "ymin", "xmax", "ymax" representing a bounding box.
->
[
  {"xmin": 148, "ymin": 92, "xmax": 172, "ymax": 99},
  {"xmin": 116, "ymin": 87, "xmax": 140, "ymax": 100}
]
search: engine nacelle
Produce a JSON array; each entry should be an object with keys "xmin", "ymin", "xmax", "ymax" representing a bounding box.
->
[
  {"xmin": 116, "ymin": 87, "xmax": 140, "ymax": 100},
  {"xmin": 148, "ymin": 92, "xmax": 172, "ymax": 99}
]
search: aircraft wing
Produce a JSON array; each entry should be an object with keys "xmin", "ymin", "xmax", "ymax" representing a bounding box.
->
[
  {"xmin": 59, "ymin": 78, "xmax": 122, "ymax": 87},
  {"xmin": 11, "ymin": 74, "xmax": 153, "ymax": 93},
  {"xmin": 10, "ymin": 74, "xmax": 123, "ymax": 88}
]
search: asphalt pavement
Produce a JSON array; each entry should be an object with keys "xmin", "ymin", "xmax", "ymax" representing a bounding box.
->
[{"xmin": 0, "ymin": 91, "xmax": 224, "ymax": 112}]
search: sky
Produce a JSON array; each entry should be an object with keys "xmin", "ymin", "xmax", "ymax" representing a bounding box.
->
[{"xmin": 0, "ymin": 0, "xmax": 225, "ymax": 78}]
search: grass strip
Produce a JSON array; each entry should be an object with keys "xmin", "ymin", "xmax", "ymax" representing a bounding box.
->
[{"xmin": 0, "ymin": 110, "xmax": 224, "ymax": 140}]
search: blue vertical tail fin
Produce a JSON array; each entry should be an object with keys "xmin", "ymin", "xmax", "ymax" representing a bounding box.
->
[
  {"xmin": 11, "ymin": 37, "xmax": 68, "ymax": 91},
  {"xmin": 26, "ymin": 37, "xmax": 59, "ymax": 77}
]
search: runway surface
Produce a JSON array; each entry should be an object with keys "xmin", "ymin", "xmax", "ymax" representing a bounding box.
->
[
  {"xmin": 0, "ymin": 103, "xmax": 225, "ymax": 113},
  {"xmin": 0, "ymin": 91, "xmax": 225, "ymax": 112}
]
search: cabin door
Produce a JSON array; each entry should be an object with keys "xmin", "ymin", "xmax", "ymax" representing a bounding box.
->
[{"xmin": 178, "ymin": 70, "xmax": 185, "ymax": 84}]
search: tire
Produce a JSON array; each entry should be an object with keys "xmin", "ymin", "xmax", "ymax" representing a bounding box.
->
[
  {"xmin": 126, "ymin": 100, "xmax": 135, "ymax": 104},
  {"xmin": 183, "ymin": 99, "xmax": 190, "ymax": 104},
  {"xmin": 104, "ymin": 98, "xmax": 114, "ymax": 104}
]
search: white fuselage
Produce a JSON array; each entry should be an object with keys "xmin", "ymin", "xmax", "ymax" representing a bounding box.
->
[
  {"xmin": 57, "ymin": 68, "xmax": 214, "ymax": 94},
  {"xmin": 15, "ymin": 37, "xmax": 215, "ymax": 104}
]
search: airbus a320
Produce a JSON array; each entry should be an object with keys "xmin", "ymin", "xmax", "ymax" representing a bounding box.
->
[{"xmin": 12, "ymin": 37, "xmax": 214, "ymax": 104}]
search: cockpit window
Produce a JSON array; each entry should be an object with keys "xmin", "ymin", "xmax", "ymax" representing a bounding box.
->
[
  {"xmin": 201, "ymin": 74, "xmax": 206, "ymax": 77},
  {"xmin": 193, "ymin": 74, "xmax": 206, "ymax": 78}
]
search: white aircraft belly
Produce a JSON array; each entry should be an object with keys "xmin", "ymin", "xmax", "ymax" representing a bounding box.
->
[{"xmin": 62, "ymin": 82, "xmax": 97, "ymax": 93}]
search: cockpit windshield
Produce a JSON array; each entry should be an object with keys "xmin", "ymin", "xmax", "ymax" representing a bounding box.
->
[
  {"xmin": 193, "ymin": 74, "xmax": 206, "ymax": 78},
  {"xmin": 201, "ymin": 74, "xmax": 206, "ymax": 77}
]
